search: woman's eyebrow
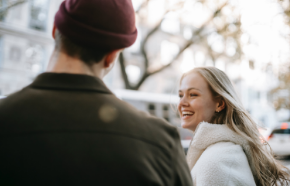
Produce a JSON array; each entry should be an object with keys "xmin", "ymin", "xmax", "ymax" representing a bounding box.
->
[
  {"xmin": 188, "ymin": 87, "xmax": 202, "ymax": 92},
  {"xmin": 179, "ymin": 87, "xmax": 202, "ymax": 92}
]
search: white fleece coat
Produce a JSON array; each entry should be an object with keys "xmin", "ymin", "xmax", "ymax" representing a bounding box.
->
[{"xmin": 187, "ymin": 122, "xmax": 256, "ymax": 186}]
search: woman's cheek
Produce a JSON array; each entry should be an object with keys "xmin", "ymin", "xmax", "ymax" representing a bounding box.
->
[
  {"xmin": 191, "ymin": 98, "xmax": 203, "ymax": 110},
  {"xmin": 195, "ymin": 100, "xmax": 211, "ymax": 121},
  {"xmin": 203, "ymin": 103, "xmax": 216, "ymax": 121}
]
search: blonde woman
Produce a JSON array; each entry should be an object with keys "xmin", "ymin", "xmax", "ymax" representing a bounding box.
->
[{"xmin": 178, "ymin": 66, "xmax": 290, "ymax": 186}]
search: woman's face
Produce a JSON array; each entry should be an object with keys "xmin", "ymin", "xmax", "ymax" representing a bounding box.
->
[{"xmin": 178, "ymin": 72, "xmax": 218, "ymax": 131}]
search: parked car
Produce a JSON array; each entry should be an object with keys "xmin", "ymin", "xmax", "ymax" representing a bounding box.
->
[{"xmin": 267, "ymin": 122, "xmax": 290, "ymax": 156}]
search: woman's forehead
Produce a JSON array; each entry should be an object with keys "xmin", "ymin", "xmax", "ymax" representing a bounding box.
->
[{"xmin": 180, "ymin": 72, "xmax": 208, "ymax": 90}]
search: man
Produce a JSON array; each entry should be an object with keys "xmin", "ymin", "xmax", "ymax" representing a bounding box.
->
[{"xmin": 0, "ymin": 0, "xmax": 192, "ymax": 185}]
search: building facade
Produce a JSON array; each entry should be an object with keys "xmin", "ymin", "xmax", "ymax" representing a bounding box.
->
[{"xmin": 0, "ymin": 0, "xmax": 61, "ymax": 95}]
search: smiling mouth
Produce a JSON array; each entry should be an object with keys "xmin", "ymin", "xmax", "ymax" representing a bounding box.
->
[{"xmin": 182, "ymin": 111, "xmax": 194, "ymax": 118}]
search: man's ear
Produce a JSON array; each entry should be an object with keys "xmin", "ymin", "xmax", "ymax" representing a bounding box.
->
[
  {"xmin": 52, "ymin": 24, "xmax": 56, "ymax": 39},
  {"xmin": 104, "ymin": 50, "xmax": 120, "ymax": 68}
]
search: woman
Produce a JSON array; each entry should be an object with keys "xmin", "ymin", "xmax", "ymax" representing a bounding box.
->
[{"xmin": 178, "ymin": 67, "xmax": 290, "ymax": 186}]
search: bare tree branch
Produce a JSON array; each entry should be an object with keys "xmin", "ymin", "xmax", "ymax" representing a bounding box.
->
[
  {"xmin": 139, "ymin": 1, "xmax": 185, "ymax": 72},
  {"xmin": 121, "ymin": 1, "xmax": 230, "ymax": 90},
  {"xmin": 140, "ymin": 14, "xmax": 168, "ymax": 71},
  {"xmin": 134, "ymin": 73, "xmax": 150, "ymax": 90},
  {"xmin": 148, "ymin": 2, "xmax": 228, "ymax": 76},
  {"xmin": 119, "ymin": 52, "xmax": 132, "ymax": 89}
]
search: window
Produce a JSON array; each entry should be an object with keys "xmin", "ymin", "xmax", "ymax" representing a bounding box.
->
[
  {"xmin": 29, "ymin": 0, "xmax": 49, "ymax": 31},
  {"xmin": 163, "ymin": 104, "xmax": 170, "ymax": 122},
  {"xmin": 148, "ymin": 103, "xmax": 155, "ymax": 116}
]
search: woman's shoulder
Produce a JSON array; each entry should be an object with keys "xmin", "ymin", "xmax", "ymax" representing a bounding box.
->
[
  {"xmin": 206, "ymin": 141, "xmax": 245, "ymax": 155},
  {"xmin": 191, "ymin": 141, "xmax": 256, "ymax": 186},
  {"xmin": 203, "ymin": 141, "xmax": 249, "ymax": 167}
]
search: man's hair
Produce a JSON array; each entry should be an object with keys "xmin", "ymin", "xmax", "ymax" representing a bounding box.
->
[{"xmin": 54, "ymin": 29, "xmax": 111, "ymax": 65}]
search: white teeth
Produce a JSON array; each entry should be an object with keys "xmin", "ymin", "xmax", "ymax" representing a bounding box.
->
[{"xmin": 182, "ymin": 111, "xmax": 194, "ymax": 115}]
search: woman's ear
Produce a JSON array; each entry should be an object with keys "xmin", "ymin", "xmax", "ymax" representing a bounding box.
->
[{"xmin": 216, "ymin": 98, "xmax": 225, "ymax": 112}]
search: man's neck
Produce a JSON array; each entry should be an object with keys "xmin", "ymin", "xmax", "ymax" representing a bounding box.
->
[{"xmin": 46, "ymin": 51, "xmax": 104, "ymax": 79}]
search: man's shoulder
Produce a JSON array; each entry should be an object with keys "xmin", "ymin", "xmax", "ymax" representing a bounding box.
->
[{"xmin": 0, "ymin": 88, "xmax": 28, "ymax": 108}]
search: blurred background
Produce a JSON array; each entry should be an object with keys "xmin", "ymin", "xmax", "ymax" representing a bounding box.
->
[{"xmin": 1, "ymin": 0, "xmax": 290, "ymax": 144}]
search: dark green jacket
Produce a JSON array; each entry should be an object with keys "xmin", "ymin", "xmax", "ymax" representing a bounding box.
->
[{"xmin": 0, "ymin": 73, "xmax": 192, "ymax": 186}]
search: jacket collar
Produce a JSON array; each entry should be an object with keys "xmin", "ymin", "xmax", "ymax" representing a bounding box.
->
[
  {"xmin": 187, "ymin": 122, "xmax": 256, "ymax": 176},
  {"xmin": 29, "ymin": 72, "xmax": 112, "ymax": 94}
]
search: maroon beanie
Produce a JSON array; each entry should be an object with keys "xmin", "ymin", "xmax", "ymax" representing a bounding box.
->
[{"xmin": 54, "ymin": 0, "xmax": 137, "ymax": 50}]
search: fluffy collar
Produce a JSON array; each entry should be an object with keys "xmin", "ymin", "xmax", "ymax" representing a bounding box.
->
[{"xmin": 186, "ymin": 122, "xmax": 256, "ymax": 176}]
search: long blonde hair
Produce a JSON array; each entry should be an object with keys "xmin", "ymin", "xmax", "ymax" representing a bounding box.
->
[{"xmin": 181, "ymin": 67, "xmax": 290, "ymax": 186}]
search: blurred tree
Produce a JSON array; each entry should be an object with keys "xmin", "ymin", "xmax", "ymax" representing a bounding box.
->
[
  {"xmin": 120, "ymin": 0, "xmax": 242, "ymax": 90},
  {"xmin": 270, "ymin": 0, "xmax": 290, "ymax": 111}
]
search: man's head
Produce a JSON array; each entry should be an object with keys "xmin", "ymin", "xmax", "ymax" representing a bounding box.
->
[{"xmin": 49, "ymin": 0, "xmax": 137, "ymax": 78}]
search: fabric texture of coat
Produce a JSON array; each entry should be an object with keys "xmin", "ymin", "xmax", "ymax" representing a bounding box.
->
[
  {"xmin": 0, "ymin": 72, "xmax": 192, "ymax": 186},
  {"xmin": 187, "ymin": 122, "xmax": 256, "ymax": 186}
]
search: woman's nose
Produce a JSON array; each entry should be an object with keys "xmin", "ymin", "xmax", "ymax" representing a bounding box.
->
[{"xmin": 179, "ymin": 96, "xmax": 189, "ymax": 107}]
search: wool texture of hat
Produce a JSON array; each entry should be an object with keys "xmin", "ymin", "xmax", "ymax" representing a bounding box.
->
[{"xmin": 54, "ymin": 0, "xmax": 138, "ymax": 50}]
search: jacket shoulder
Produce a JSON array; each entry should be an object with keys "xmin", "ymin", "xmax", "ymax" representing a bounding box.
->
[{"xmin": 192, "ymin": 142, "xmax": 256, "ymax": 186}]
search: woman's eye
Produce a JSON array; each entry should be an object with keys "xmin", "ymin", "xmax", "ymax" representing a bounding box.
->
[
  {"xmin": 179, "ymin": 94, "xmax": 183, "ymax": 98},
  {"xmin": 190, "ymin": 94, "xmax": 197, "ymax": 97}
]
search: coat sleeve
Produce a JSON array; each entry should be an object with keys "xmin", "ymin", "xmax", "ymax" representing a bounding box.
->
[
  {"xmin": 191, "ymin": 142, "xmax": 256, "ymax": 186},
  {"xmin": 171, "ymin": 128, "xmax": 193, "ymax": 186}
]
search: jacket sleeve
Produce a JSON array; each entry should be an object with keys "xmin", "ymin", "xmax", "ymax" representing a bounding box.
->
[{"xmin": 171, "ymin": 128, "xmax": 193, "ymax": 186}]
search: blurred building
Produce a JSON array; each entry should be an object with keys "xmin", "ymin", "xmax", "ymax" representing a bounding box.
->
[{"xmin": 0, "ymin": 0, "xmax": 62, "ymax": 96}]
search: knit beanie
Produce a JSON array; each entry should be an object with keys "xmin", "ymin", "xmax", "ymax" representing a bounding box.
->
[{"xmin": 54, "ymin": 0, "xmax": 138, "ymax": 50}]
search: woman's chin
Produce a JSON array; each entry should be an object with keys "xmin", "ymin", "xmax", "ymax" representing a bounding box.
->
[
  {"xmin": 181, "ymin": 122, "xmax": 191, "ymax": 129},
  {"xmin": 181, "ymin": 121, "xmax": 198, "ymax": 131}
]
